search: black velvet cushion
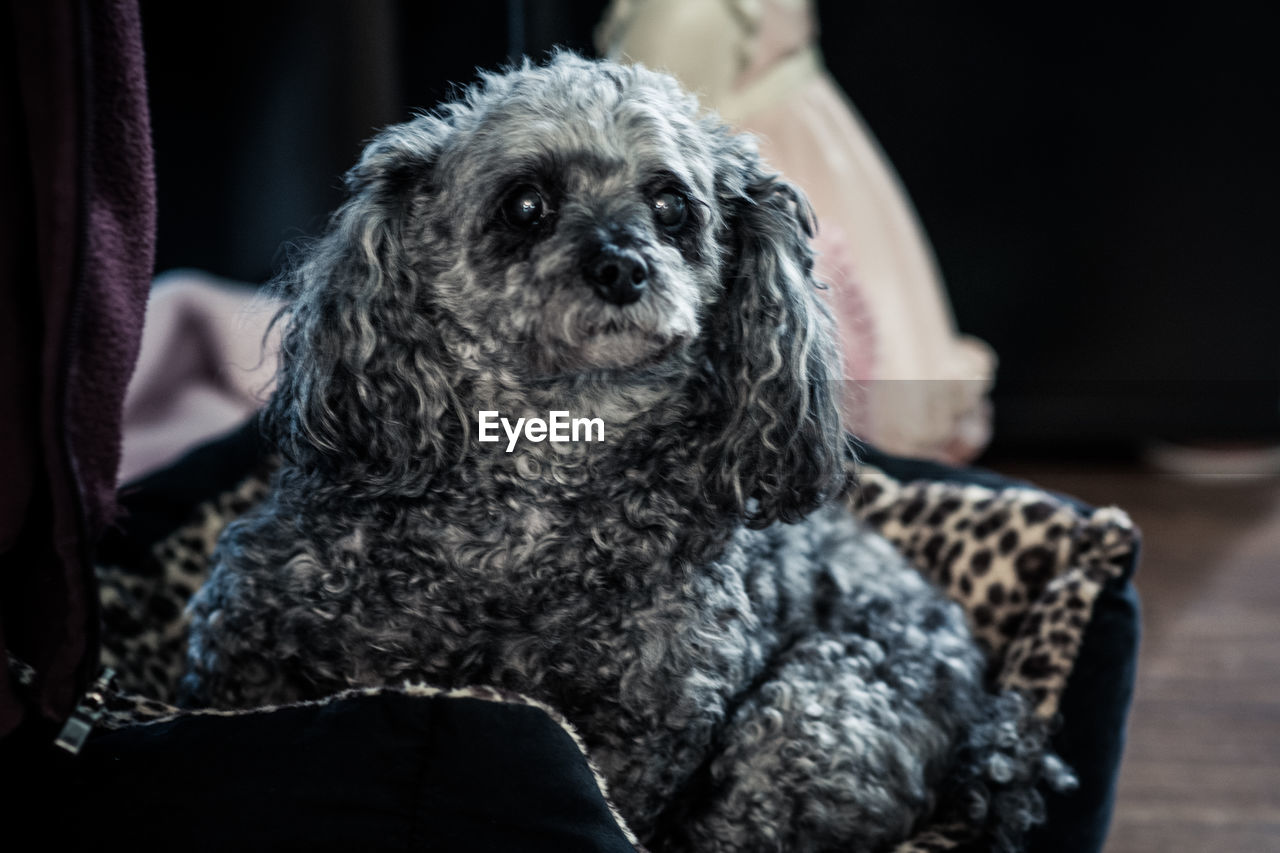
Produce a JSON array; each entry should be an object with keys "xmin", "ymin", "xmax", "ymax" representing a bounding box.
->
[{"xmin": 7, "ymin": 690, "xmax": 637, "ymax": 852}]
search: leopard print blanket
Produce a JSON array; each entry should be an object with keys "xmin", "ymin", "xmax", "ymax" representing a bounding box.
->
[{"xmin": 93, "ymin": 459, "xmax": 1137, "ymax": 852}]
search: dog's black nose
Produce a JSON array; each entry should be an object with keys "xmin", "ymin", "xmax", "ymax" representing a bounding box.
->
[{"xmin": 585, "ymin": 246, "xmax": 648, "ymax": 305}]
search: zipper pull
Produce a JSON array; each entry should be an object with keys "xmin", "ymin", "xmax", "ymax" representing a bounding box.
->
[{"xmin": 54, "ymin": 668, "xmax": 117, "ymax": 755}]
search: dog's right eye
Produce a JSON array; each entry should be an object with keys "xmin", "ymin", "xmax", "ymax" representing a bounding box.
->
[
  {"xmin": 503, "ymin": 186, "xmax": 545, "ymax": 228},
  {"xmin": 651, "ymin": 189, "xmax": 688, "ymax": 234}
]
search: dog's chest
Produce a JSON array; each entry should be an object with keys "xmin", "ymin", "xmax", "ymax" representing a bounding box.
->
[
  {"xmin": 383, "ymin": 498, "xmax": 670, "ymax": 680},
  {"xmin": 373, "ymin": 495, "xmax": 759, "ymax": 711}
]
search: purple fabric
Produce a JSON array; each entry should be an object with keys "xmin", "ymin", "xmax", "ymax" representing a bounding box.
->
[
  {"xmin": 73, "ymin": 0, "xmax": 156, "ymax": 533},
  {"xmin": 0, "ymin": 0, "xmax": 154, "ymax": 736},
  {"xmin": 120, "ymin": 271, "xmax": 281, "ymax": 485}
]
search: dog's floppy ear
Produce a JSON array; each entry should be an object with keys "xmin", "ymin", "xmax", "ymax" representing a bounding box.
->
[
  {"xmin": 696, "ymin": 128, "xmax": 848, "ymax": 527},
  {"xmin": 265, "ymin": 116, "xmax": 465, "ymax": 497}
]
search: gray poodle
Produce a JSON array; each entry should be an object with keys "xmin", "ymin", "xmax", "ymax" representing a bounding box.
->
[{"xmin": 182, "ymin": 53, "xmax": 1067, "ymax": 851}]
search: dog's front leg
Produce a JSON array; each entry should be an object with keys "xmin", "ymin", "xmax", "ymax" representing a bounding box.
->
[{"xmin": 647, "ymin": 630, "xmax": 951, "ymax": 853}]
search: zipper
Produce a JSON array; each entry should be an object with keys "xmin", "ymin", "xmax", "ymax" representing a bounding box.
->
[{"xmin": 54, "ymin": 667, "xmax": 116, "ymax": 755}]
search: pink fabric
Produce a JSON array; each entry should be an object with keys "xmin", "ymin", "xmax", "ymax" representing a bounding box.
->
[
  {"xmin": 735, "ymin": 0, "xmax": 812, "ymax": 89},
  {"xmin": 743, "ymin": 71, "xmax": 995, "ymax": 461},
  {"xmin": 600, "ymin": 0, "xmax": 996, "ymax": 464},
  {"xmin": 120, "ymin": 271, "xmax": 282, "ymax": 484}
]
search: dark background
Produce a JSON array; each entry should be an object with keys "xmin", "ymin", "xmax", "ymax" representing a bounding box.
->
[{"xmin": 139, "ymin": 0, "xmax": 1280, "ymax": 457}]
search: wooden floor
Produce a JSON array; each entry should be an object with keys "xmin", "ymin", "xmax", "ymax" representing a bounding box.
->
[{"xmin": 995, "ymin": 460, "xmax": 1280, "ymax": 852}]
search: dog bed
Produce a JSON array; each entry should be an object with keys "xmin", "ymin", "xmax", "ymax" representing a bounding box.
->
[{"xmin": 5, "ymin": 416, "xmax": 1138, "ymax": 852}]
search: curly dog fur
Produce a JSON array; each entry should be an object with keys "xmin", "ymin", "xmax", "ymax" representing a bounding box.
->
[{"xmin": 182, "ymin": 53, "xmax": 1068, "ymax": 851}]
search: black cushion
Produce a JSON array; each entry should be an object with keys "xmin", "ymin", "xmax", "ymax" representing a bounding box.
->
[{"xmin": 7, "ymin": 690, "xmax": 637, "ymax": 852}]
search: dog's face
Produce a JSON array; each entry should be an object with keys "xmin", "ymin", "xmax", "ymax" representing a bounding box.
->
[
  {"xmin": 271, "ymin": 53, "xmax": 846, "ymax": 523},
  {"xmin": 430, "ymin": 70, "xmax": 722, "ymax": 379},
  {"xmin": 399, "ymin": 61, "xmax": 725, "ymax": 380}
]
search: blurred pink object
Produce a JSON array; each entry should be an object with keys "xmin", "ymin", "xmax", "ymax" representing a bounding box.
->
[
  {"xmin": 119, "ymin": 270, "xmax": 283, "ymax": 483},
  {"xmin": 600, "ymin": 0, "xmax": 996, "ymax": 463}
]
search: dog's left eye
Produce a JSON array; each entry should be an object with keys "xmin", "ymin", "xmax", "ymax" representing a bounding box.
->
[
  {"xmin": 652, "ymin": 190, "xmax": 687, "ymax": 232},
  {"xmin": 503, "ymin": 185, "xmax": 545, "ymax": 228}
]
